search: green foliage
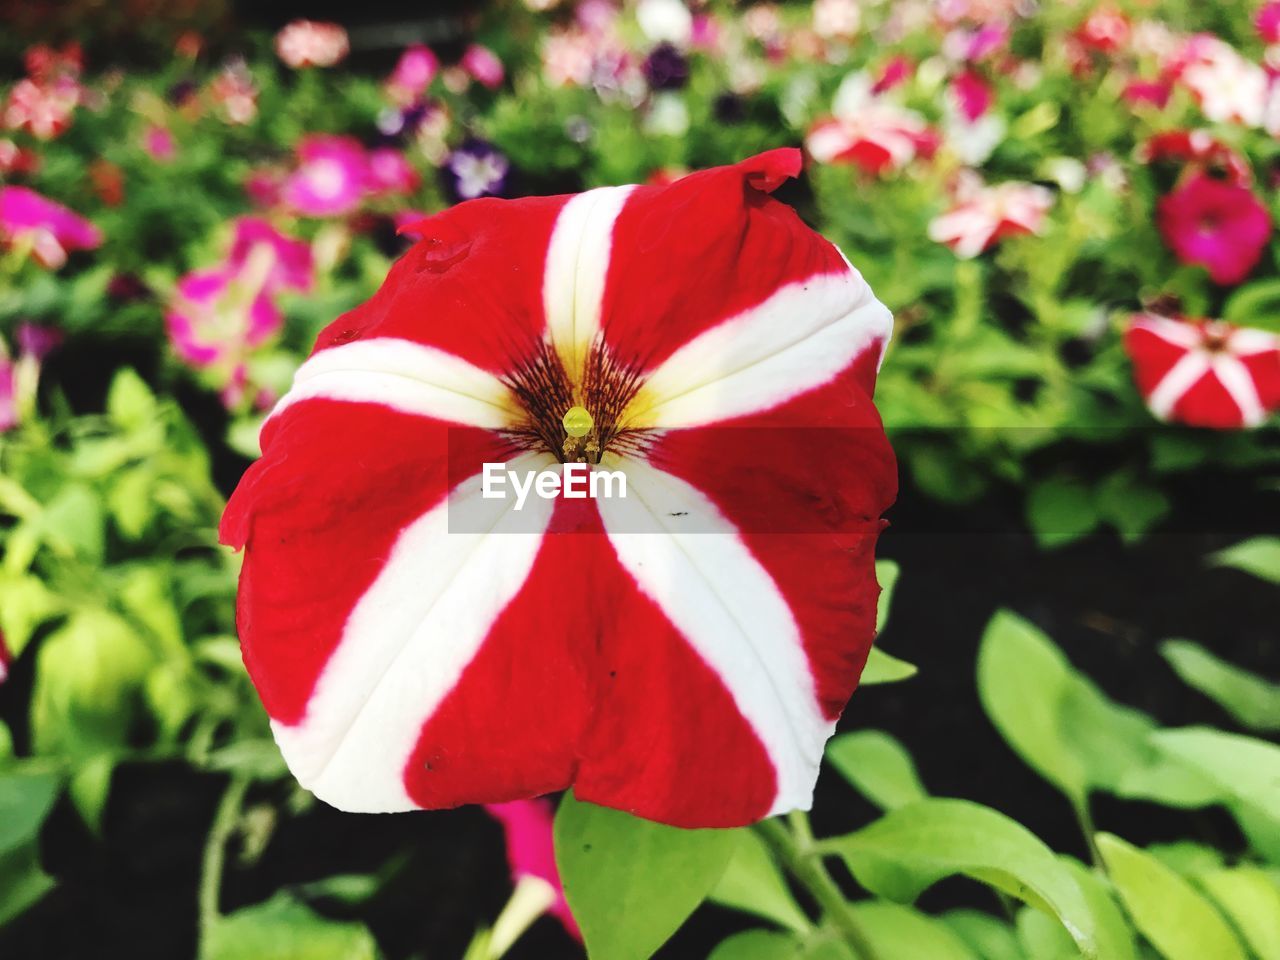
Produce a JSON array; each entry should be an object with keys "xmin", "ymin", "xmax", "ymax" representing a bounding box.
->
[
  {"xmin": 554, "ymin": 792, "xmax": 739, "ymax": 960},
  {"xmin": 1160, "ymin": 640, "xmax": 1280, "ymax": 732},
  {"xmin": 0, "ymin": 768, "xmax": 62, "ymax": 925},
  {"xmin": 825, "ymin": 731, "xmax": 927, "ymax": 812},
  {"xmin": 1209, "ymin": 537, "xmax": 1280, "ymax": 584},
  {"xmin": 201, "ymin": 894, "xmax": 379, "ymax": 960}
]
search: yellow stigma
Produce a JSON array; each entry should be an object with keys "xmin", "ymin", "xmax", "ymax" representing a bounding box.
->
[{"xmin": 562, "ymin": 405, "xmax": 594, "ymax": 438}]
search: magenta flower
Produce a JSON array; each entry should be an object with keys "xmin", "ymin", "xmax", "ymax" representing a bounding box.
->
[
  {"xmin": 461, "ymin": 44, "xmax": 505, "ymax": 89},
  {"xmin": 228, "ymin": 217, "xmax": 313, "ymax": 294},
  {"xmin": 0, "ymin": 349, "xmax": 15, "ymax": 434},
  {"xmin": 144, "ymin": 124, "xmax": 177, "ymax": 162},
  {"xmin": 366, "ymin": 147, "xmax": 420, "ymax": 197},
  {"xmin": 1, "ymin": 185, "xmax": 102, "ymax": 269},
  {"xmin": 485, "ymin": 800, "xmax": 580, "ymax": 940},
  {"xmin": 0, "ymin": 629, "xmax": 9, "ymax": 684},
  {"xmin": 282, "ymin": 136, "xmax": 368, "ymax": 217},
  {"xmin": 166, "ymin": 268, "xmax": 281, "ymax": 369},
  {"xmin": 1157, "ymin": 174, "xmax": 1272, "ymax": 285},
  {"xmin": 1259, "ymin": 1, "xmax": 1280, "ymax": 43},
  {"xmin": 388, "ymin": 45, "xmax": 439, "ymax": 102}
]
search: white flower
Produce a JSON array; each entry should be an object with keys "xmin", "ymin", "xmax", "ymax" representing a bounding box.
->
[{"xmin": 636, "ymin": 0, "xmax": 693, "ymax": 45}]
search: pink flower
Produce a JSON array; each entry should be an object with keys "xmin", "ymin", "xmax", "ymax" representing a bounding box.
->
[
  {"xmin": 388, "ymin": 45, "xmax": 439, "ymax": 102},
  {"xmin": 1, "ymin": 185, "xmax": 102, "ymax": 269},
  {"xmin": 0, "ymin": 629, "xmax": 9, "ymax": 682},
  {"xmin": 929, "ymin": 179, "xmax": 1054, "ymax": 257},
  {"xmin": 872, "ymin": 55, "xmax": 913, "ymax": 94},
  {"xmin": 813, "ymin": 0, "xmax": 860, "ymax": 40},
  {"xmin": 283, "ymin": 136, "xmax": 368, "ymax": 217},
  {"xmin": 1077, "ymin": 6, "xmax": 1130, "ymax": 54},
  {"xmin": 366, "ymin": 148, "xmax": 420, "ymax": 196},
  {"xmin": 1176, "ymin": 37, "xmax": 1267, "ymax": 127},
  {"xmin": 944, "ymin": 23, "xmax": 1009, "ymax": 63},
  {"xmin": 0, "ymin": 138, "xmax": 40, "ymax": 176},
  {"xmin": 228, "ymin": 217, "xmax": 313, "ymax": 294},
  {"xmin": 1126, "ymin": 314, "xmax": 1280, "ymax": 428},
  {"xmin": 1258, "ymin": 1, "xmax": 1280, "ymax": 44},
  {"xmin": 485, "ymin": 800, "xmax": 580, "ymax": 940},
  {"xmin": 0, "ymin": 350, "xmax": 15, "ymax": 434},
  {"xmin": 210, "ymin": 62, "xmax": 258, "ymax": 125},
  {"xmin": 806, "ymin": 74, "xmax": 935, "ymax": 174},
  {"xmin": 275, "ymin": 20, "xmax": 349, "ymax": 69},
  {"xmin": 4, "ymin": 77, "xmax": 77, "ymax": 139},
  {"xmin": 950, "ymin": 68, "xmax": 992, "ymax": 121},
  {"xmin": 461, "ymin": 44, "xmax": 505, "ymax": 89},
  {"xmin": 1157, "ymin": 174, "xmax": 1271, "ymax": 286},
  {"xmin": 144, "ymin": 124, "xmax": 176, "ymax": 162},
  {"xmin": 166, "ymin": 268, "xmax": 281, "ymax": 369},
  {"xmin": 1123, "ymin": 79, "xmax": 1172, "ymax": 109},
  {"xmin": 0, "ymin": 323, "xmax": 60, "ymax": 434}
]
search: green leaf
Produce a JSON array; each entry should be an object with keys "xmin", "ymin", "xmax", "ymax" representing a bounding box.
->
[
  {"xmin": 826, "ymin": 731, "xmax": 927, "ymax": 811},
  {"xmin": 1015, "ymin": 906, "xmax": 1076, "ymax": 959},
  {"xmin": 1060, "ymin": 857, "xmax": 1137, "ymax": 960},
  {"xmin": 106, "ymin": 368, "xmax": 158, "ymax": 431},
  {"xmin": 1222, "ymin": 278, "xmax": 1280, "ymax": 332},
  {"xmin": 849, "ymin": 901, "xmax": 981, "ymax": 960},
  {"xmin": 1096, "ymin": 833, "xmax": 1246, "ymax": 960},
  {"xmin": 554, "ymin": 792, "xmax": 738, "ymax": 960},
  {"xmin": 201, "ymin": 893, "xmax": 378, "ymax": 960},
  {"xmin": 0, "ymin": 572, "xmax": 61, "ymax": 658},
  {"xmin": 1197, "ymin": 866, "xmax": 1280, "ymax": 960},
  {"xmin": 707, "ymin": 931, "xmax": 802, "ymax": 960},
  {"xmin": 942, "ymin": 910, "xmax": 1022, "ymax": 960},
  {"xmin": 832, "ymin": 798, "xmax": 1096, "ymax": 957},
  {"xmin": 874, "ymin": 559, "xmax": 900, "ymax": 634},
  {"xmin": 977, "ymin": 611, "xmax": 1088, "ymax": 807},
  {"xmin": 68, "ymin": 755, "xmax": 114, "ymax": 835},
  {"xmin": 1025, "ymin": 476, "xmax": 1099, "ymax": 548},
  {"xmin": 860, "ymin": 648, "xmax": 919, "ymax": 685},
  {"xmin": 40, "ymin": 483, "xmax": 105, "ymax": 563},
  {"xmin": 1209, "ymin": 537, "xmax": 1280, "ymax": 584},
  {"xmin": 1150, "ymin": 727, "xmax": 1280, "ymax": 821},
  {"xmin": 709, "ymin": 829, "xmax": 810, "ymax": 933},
  {"xmin": 1160, "ymin": 640, "xmax": 1280, "ymax": 732},
  {"xmin": 0, "ymin": 767, "xmax": 62, "ymax": 925},
  {"xmin": 0, "ymin": 841, "xmax": 56, "ymax": 926}
]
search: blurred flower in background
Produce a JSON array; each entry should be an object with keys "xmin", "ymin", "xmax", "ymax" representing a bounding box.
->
[
  {"xmin": 929, "ymin": 177, "xmax": 1054, "ymax": 257},
  {"xmin": 282, "ymin": 135, "xmax": 369, "ymax": 217},
  {"xmin": 274, "ymin": 19, "xmax": 350, "ymax": 69},
  {"xmin": 0, "ymin": 185, "xmax": 102, "ymax": 269},
  {"xmin": 441, "ymin": 138, "xmax": 510, "ymax": 201}
]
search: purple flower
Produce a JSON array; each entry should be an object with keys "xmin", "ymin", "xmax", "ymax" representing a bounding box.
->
[
  {"xmin": 642, "ymin": 42, "xmax": 690, "ymax": 91},
  {"xmin": 16, "ymin": 322, "xmax": 61, "ymax": 362},
  {"xmin": 441, "ymin": 139, "xmax": 510, "ymax": 202}
]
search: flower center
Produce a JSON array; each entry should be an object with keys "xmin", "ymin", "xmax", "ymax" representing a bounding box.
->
[{"xmin": 503, "ymin": 339, "xmax": 645, "ymax": 464}]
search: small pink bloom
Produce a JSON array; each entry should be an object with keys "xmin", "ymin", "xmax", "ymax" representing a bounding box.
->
[
  {"xmin": 1258, "ymin": 1, "xmax": 1280, "ymax": 44},
  {"xmin": 388, "ymin": 45, "xmax": 439, "ymax": 102},
  {"xmin": 1176, "ymin": 37, "xmax": 1267, "ymax": 127},
  {"xmin": 245, "ymin": 168, "xmax": 285, "ymax": 208},
  {"xmin": 461, "ymin": 44, "xmax": 505, "ymax": 89},
  {"xmin": 1077, "ymin": 7, "xmax": 1130, "ymax": 54},
  {"xmin": 1122, "ymin": 79, "xmax": 1172, "ymax": 109},
  {"xmin": 24, "ymin": 42, "xmax": 82, "ymax": 83},
  {"xmin": 17, "ymin": 322, "xmax": 62, "ymax": 362},
  {"xmin": 1157, "ymin": 174, "xmax": 1271, "ymax": 286},
  {"xmin": 1, "ymin": 185, "xmax": 102, "ymax": 269},
  {"xmin": 210, "ymin": 62, "xmax": 258, "ymax": 125},
  {"xmin": 1137, "ymin": 130, "xmax": 1251, "ymax": 186},
  {"xmin": 366, "ymin": 148, "xmax": 420, "ymax": 196},
  {"xmin": 166, "ymin": 268, "xmax": 281, "ymax": 369},
  {"xmin": 144, "ymin": 124, "xmax": 177, "ymax": 162},
  {"xmin": 944, "ymin": 23, "xmax": 1009, "ymax": 63},
  {"xmin": 4, "ymin": 77, "xmax": 77, "ymax": 139},
  {"xmin": 228, "ymin": 217, "xmax": 313, "ymax": 293},
  {"xmin": 1126, "ymin": 314, "xmax": 1280, "ymax": 428},
  {"xmin": 813, "ymin": 0, "xmax": 860, "ymax": 41},
  {"xmin": 950, "ymin": 68, "xmax": 992, "ymax": 121},
  {"xmin": 275, "ymin": 20, "xmax": 349, "ymax": 69},
  {"xmin": 283, "ymin": 136, "xmax": 368, "ymax": 217},
  {"xmin": 872, "ymin": 55, "xmax": 913, "ymax": 94},
  {"xmin": 485, "ymin": 800, "xmax": 580, "ymax": 940},
  {"xmin": 929, "ymin": 179, "xmax": 1054, "ymax": 258},
  {"xmin": 0, "ymin": 352, "xmax": 15, "ymax": 434}
]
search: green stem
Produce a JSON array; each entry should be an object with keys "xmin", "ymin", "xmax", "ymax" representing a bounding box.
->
[
  {"xmin": 1073, "ymin": 797, "xmax": 1102, "ymax": 869},
  {"xmin": 754, "ymin": 817, "xmax": 882, "ymax": 960},
  {"xmin": 198, "ymin": 775, "xmax": 251, "ymax": 944}
]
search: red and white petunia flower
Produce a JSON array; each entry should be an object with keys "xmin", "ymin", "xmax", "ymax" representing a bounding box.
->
[
  {"xmin": 1126, "ymin": 314, "xmax": 1280, "ymax": 429},
  {"xmin": 806, "ymin": 73, "xmax": 935, "ymax": 174},
  {"xmin": 928, "ymin": 176, "xmax": 1053, "ymax": 258},
  {"xmin": 219, "ymin": 150, "xmax": 896, "ymax": 828},
  {"xmin": 4, "ymin": 77, "xmax": 78, "ymax": 140},
  {"xmin": 274, "ymin": 20, "xmax": 350, "ymax": 69},
  {"xmin": 1173, "ymin": 36, "xmax": 1267, "ymax": 128}
]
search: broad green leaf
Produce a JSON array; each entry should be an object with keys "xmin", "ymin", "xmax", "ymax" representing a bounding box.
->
[
  {"xmin": 832, "ymin": 798, "xmax": 1096, "ymax": 957},
  {"xmin": 68, "ymin": 755, "xmax": 114, "ymax": 835},
  {"xmin": 1197, "ymin": 866, "xmax": 1280, "ymax": 960},
  {"xmin": 1151, "ymin": 727, "xmax": 1280, "ymax": 821},
  {"xmin": 0, "ymin": 573, "xmax": 61, "ymax": 658},
  {"xmin": 1209, "ymin": 537, "xmax": 1280, "ymax": 584},
  {"xmin": 707, "ymin": 931, "xmax": 802, "ymax": 960},
  {"xmin": 826, "ymin": 731, "xmax": 927, "ymax": 811},
  {"xmin": 1095, "ymin": 470, "xmax": 1170, "ymax": 543},
  {"xmin": 1015, "ymin": 906, "xmax": 1076, "ymax": 960},
  {"xmin": 709, "ymin": 829, "xmax": 809, "ymax": 933},
  {"xmin": 1160, "ymin": 640, "xmax": 1280, "ymax": 732},
  {"xmin": 849, "ymin": 902, "xmax": 981, "ymax": 960},
  {"xmin": 40, "ymin": 483, "xmax": 105, "ymax": 562},
  {"xmin": 874, "ymin": 559, "xmax": 900, "ymax": 634},
  {"xmin": 1237, "ymin": 803, "xmax": 1280, "ymax": 864},
  {"xmin": 1144, "ymin": 842, "xmax": 1225, "ymax": 876},
  {"xmin": 1096, "ymin": 834, "xmax": 1246, "ymax": 960},
  {"xmin": 106, "ymin": 367, "xmax": 158, "ymax": 431},
  {"xmin": 1025, "ymin": 476, "xmax": 1099, "ymax": 548},
  {"xmin": 977, "ymin": 611, "xmax": 1088, "ymax": 807},
  {"xmin": 942, "ymin": 910, "xmax": 1022, "ymax": 960},
  {"xmin": 1061, "ymin": 857, "xmax": 1137, "ymax": 960},
  {"xmin": 1223, "ymin": 277, "xmax": 1280, "ymax": 332},
  {"xmin": 0, "ymin": 841, "xmax": 56, "ymax": 926},
  {"xmin": 860, "ymin": 648, "xmax": 918, "ymax": 685},
  {"xmin": 555, "ymin": 792, "xmax": 738, "ymax": 960},
  {"xmin": 201, "ymin": 893, "xmax": 378, "ymax": 960}
]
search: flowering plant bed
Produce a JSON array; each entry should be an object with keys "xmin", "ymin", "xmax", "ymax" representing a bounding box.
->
[{"xmin": 1, "ymin": 2, "xmax": 1278, "ymax": 960}]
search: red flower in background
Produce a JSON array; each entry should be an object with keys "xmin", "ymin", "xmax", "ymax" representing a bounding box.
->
[
  {"xmin": 928, "ymin": 178, "xmax": 1053, "ymax": 258},
  {"xmin": 1126, "ymin": 314, "xmax": 1280, "ymax": 428},
  {"xmin": 219, "ymin": 150, "xmax": 896, "ymax": 828},
  {"xmin": 1157, "ymin": 173, "xmax": 1271, "ymax": 285}
]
